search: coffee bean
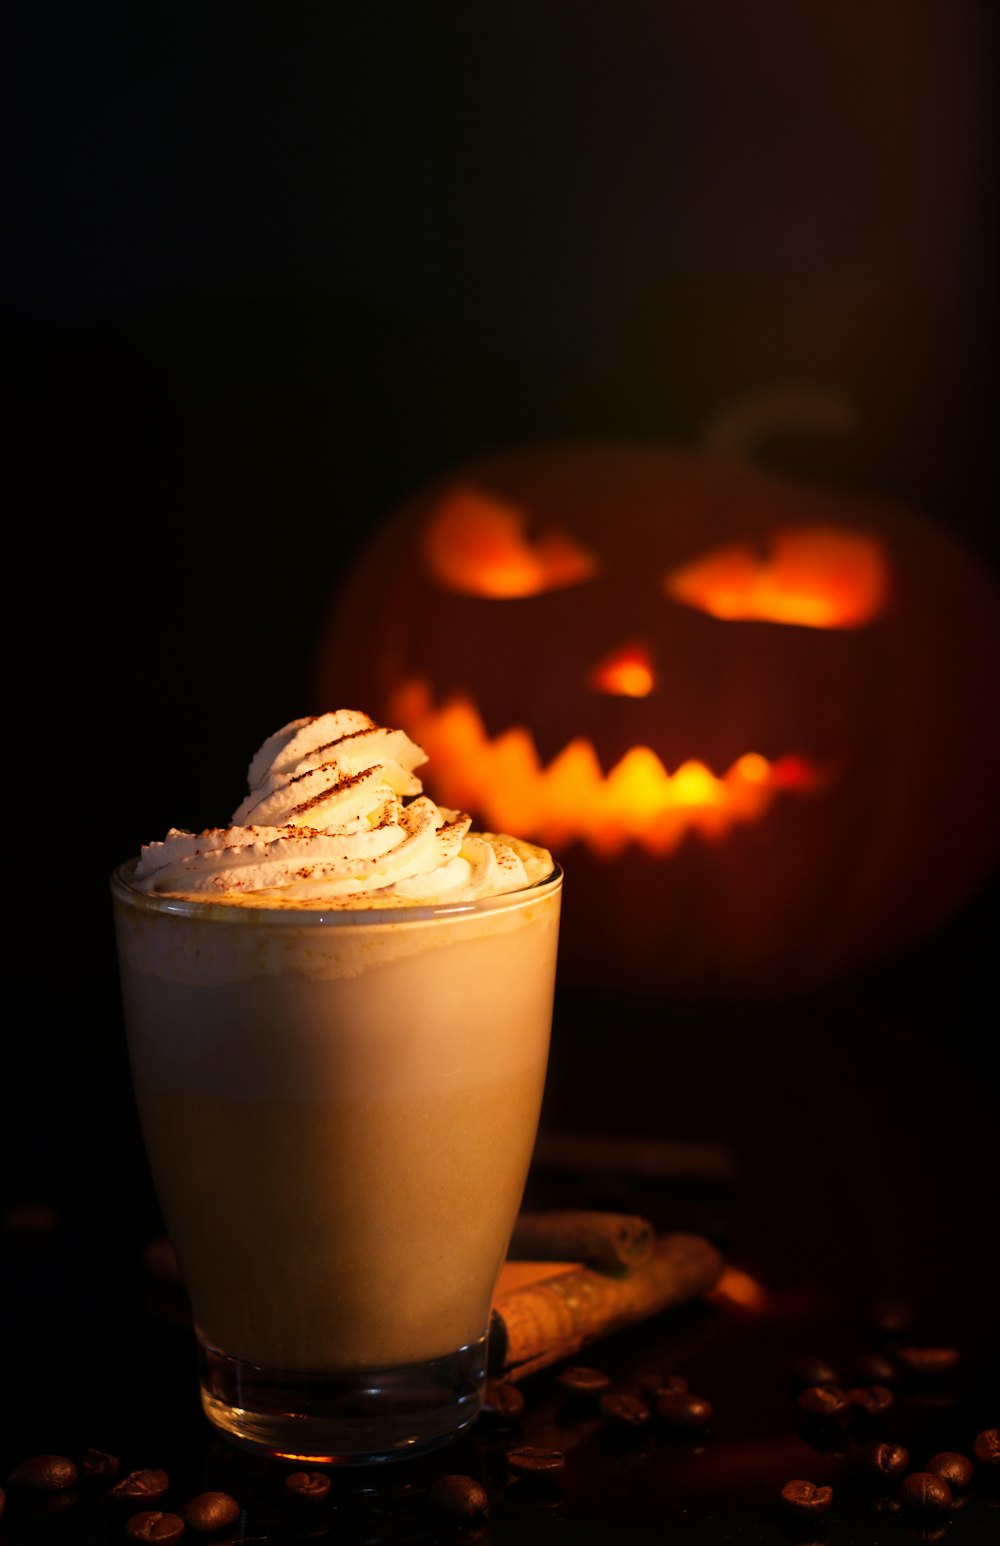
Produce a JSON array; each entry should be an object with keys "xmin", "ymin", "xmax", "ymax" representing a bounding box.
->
[
  {"xmin": 972, "ymin": 1428, "xmax": 1000, "ymax": 1469},
  {"xmin": 791, "ymin": 1355, "xmax": 840, "ymax": 1388},
  {"xmin": 927, "ymin": 1451, "xmax": 973, "ymax": 1489},
  {"xmin": 427, "ymin": 1474, "xmax": 489, "ymax": 1518},
  {"xmin": 599, "ymin": 1393, "xmax": 650, "ymax": 1430},
  {"xmin": 851, "ymin": 1351, "xmax": 897, "ymax": 1385},
  {"xmin": 655, "ymin": 1391, "xmax": 714, "ymax": 1430},
  {"xmin": 0, "ymin": 1485, "xmax": 5, "ymax": 1518},
  {"xmin": 506, "ymin": 1446, "xmax": 566, "ymax": 1478},
  {"xmin": 894, "ymin": 1346, "xmax": 959, "ymax": 1376},
  {"xmin": 479, "ymin": 1379, "xmax": 525, "ymax": 1423},
  {"xmin": 126, "ymin": 1511, "xmax": 186, "ymax": 1543},
  {"xmin": 797, "ymin": 1385, "xmax": 849, "ymax": 1418},
  {"xmin": 864, "ymin": 1440, "xmax": 910, "ymax": 1478},
  {"xmin": 869, "ymin": 1297, "xmax": 914, "ymax": 1338},
  {"xmin": 900, "ymin": 1472, "xmax": 952, "ymax": 1512},
  {"xmin": 183, "ymin": 1490, "xmax": 239, "ymax": 1533},
  {"xmin": 639, "ymin": 1372, "xmax": 688, "ymax": 1400},
  {"xmin": 110, "ymin": 1470, "xmax": 171, "ymax": 1507},
  {"xmin": 7, "ymin": 1454, "xmax": 78, "ymax": 1492},
  {"xmin": 847, "ymin": 1384, "xmax": 894, "ymax": 1416},
  {"xmin": 284, "ymin": 1471, "xmax": 331, "ymax": 1505},
  {"xmin": 556, "ymin": 1364, "xmax": 612, "ymax": 1397},
  {"xmin": 779, "ymin": 1479, "xmax": 833, "ymax": 1516},
  {"xmin": 79, "ymin": 1448, "xmax": 120, "ymax": 1481}
]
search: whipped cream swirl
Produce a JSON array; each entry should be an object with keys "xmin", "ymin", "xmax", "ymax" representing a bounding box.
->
[{"xmin": 132, "ymin": 710, "xmax": 552, "ymax": 904}]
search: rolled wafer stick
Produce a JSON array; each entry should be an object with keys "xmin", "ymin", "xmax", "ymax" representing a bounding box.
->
[
  {"xmin": 489, "ymin": 1231, "xmax": 724, "ymax": 1382},
  {"xmin": 508, "ymin": 1209, "xmax": 655, "ymax": 1271}
]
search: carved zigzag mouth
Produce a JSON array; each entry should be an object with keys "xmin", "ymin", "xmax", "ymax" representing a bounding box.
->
[{"xmin": 387, "ymin": 678, "xmax": 827, "ymax": 856}]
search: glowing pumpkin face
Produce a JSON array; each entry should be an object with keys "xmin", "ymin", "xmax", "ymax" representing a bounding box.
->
[{"xmin": 317, "ymin": 442, "xmax": 1000, "ymax": 999}]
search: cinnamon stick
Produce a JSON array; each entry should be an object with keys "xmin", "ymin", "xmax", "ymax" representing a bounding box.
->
[
  {"xmin": 488, "ymin": 1231, "xmax": 724, "ymax": 1382},
  {"xmin": 509, "ymin": 1209, "xmax": 655, "ymax": 1271}
]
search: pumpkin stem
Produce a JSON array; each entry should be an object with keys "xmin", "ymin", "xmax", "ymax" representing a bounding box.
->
[{"xmin": 701, "ymin": 389, "xmax": 856, "ymax": 461}]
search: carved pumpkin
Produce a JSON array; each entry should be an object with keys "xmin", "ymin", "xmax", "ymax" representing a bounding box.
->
[{"xmin": 316, "ymin": 441, "xmax": 1000, "ymax": 999}]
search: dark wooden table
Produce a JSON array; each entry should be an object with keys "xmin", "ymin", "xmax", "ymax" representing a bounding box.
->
[{"xmin": 2, "ymin": 915, "xmax": 998, "ymax": 1544}]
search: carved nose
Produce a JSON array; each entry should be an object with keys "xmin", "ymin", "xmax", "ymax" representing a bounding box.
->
[{"xmin": 587, "ymin": 640, "xmax": 655, "ymax": 697}]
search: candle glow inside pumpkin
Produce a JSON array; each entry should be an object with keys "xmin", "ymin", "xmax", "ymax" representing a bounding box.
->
[
  {"xmin": 388, "ymin": 677, "xmax": 823, "ymax": 858},
  {"xmin": 317, "ymin": 439, "xmax": 1000, "ymax": 997},
  {"xmin": 396, "ymin": 492, "xmax": 882, "ymax": 854}
]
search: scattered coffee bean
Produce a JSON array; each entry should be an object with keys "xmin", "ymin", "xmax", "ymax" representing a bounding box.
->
[
  {"xmin": 0, "ymin": 1485, "xmax": 5, "ymax": 1519},
  {"xmin": 851, "ymin": 1351, "xmax": 897, "ymax": 1385},
  {"xmin": 7, "ymin": 1454, "xmax": 78, "ymax": 1492},
  {"xmin": 639, "ymin": 1372, "xmax": 688, "ymax": 1400},
  {"xmin": 927, "ymin": 1451, "xmax": 973, "ymax": 1490},
  {"xmin": 599, "ymin": 1392, "xmax": 650, "ymax": 1430},
  {"xmin": 864, "ymin": 1440, "xmax": 910, "ymax": 1478},
  {"xmin": 126, "ymin": 1511, "xmax": 186, "ymax": 1543},
  {"xmin": 900, "ymin": 1472, "xmax": 953, "ymax": 1512},
  {"xmin": 284, "ymin": 1471, "xmax": 331, "ymax": 1505},
  {"xmin": 79, "ymin": 1448, "xmax": 120, "ymax": 1481},
  {"xmin": 895, "ymin": 1346, "xmax": 959, "ymax": 1376},
  {"xmin": 869, "ymin": 1297, "xmax": 914, "ymax": 1338},
  {"xmin": 779, "ymin": 1479, "xmax": 833, "ymax": 1517},
  {"xmin": 847, "ymin": 1384, "xmax": 894, "ymax": 1416},
  {"xmin": 111, "ymin": 1470, "xmax": 171, "ymax": 1507},
  {"xmin": 791, "ymin": 1355, "xmax": 840, "ymax": 1388},
  {"xmin": 427, "ymin": 1474, "xmax": 489, "ymax": 1518},
  {"xmin": 506, "ymin": 1445, "xmax": 566, "ymax": 1478},
  {"xmin": 556, "ymin": 1364, "xmax": 612, "ymax": 1397},
  {"xmin": 183, "ymin": 1490, "xmax": 239, "ymax": 1533},
  {"xmin": 480, "ymin": 1379, "xmax": 525, "ymax": 1423},
  {"xmin": 797, "ymin": 1385, "xmax": 849, "ymax": 1418},
  {"xmin": 655, "ymin": 1390, "xmax": 714, "ymax": 1430},
  {"xmin": 972, "ymin": 1428, "xmax": 1000, "ymax": 1469}
]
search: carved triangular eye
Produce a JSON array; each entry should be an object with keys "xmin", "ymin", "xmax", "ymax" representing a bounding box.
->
[
  {"xmin": 663, "ymin": 525, "xmax": 889, "ymax": 628},
  {"xmin": 423, "ymin": 487, "xmax": 599, "ymax": 597}
]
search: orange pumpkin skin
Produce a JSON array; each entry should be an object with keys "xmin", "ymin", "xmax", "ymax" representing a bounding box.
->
[{"xmin": 316, "ymin": 441, "xmax": 1000, "ymax": 1001}]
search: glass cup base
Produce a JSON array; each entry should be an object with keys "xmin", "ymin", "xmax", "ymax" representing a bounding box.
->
[{"xmin": 197, "ymin": 1335, "xmax": 487, "ymax": 1465}]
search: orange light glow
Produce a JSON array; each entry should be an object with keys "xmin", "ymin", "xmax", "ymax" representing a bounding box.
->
[
  {"xmin": 423, "ymin": 488, "xmax": 599, "ymax": 597},
  {"xmin": 665, "ymin": 525, "xmax": 888, "ymax": 628},
  {"xmin": 388, "ymin": 679, "xmax": 826, "ymax": 855},
  {"xmin": 589, "ymin": 641, "xmax": 656, "ymax": 697},
  {"xmin": 708, "ymin": 1266, "xmax": 774, "ymax": 1315},
  {"xmin": 274, "ymin": 1450, "xmax": 339, "ymax": 1463}
]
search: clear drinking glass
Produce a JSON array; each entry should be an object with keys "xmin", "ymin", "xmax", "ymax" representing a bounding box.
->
[{"xmin": 111, "ymin": 859, "xmax": 562, "ymax": 1464}]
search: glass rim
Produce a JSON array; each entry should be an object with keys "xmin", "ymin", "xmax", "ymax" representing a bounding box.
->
[{"xmin": 110, "ymin": 856, "xmax": 563, "ymax": 927}]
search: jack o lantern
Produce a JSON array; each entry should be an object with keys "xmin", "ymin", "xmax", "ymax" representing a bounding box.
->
[{"xmin": 316, "ymin": 441, "xmax": 1000, "ymax": 1000}]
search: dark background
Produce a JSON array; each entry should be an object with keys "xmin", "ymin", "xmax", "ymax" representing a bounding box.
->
[
  {"xmin": 4, "ymin": 0, "xmax": 997, "ymax": 1172},
  {"xmin": 2, "ymin": 8, "xmax": 999, "ymax": 1539}
]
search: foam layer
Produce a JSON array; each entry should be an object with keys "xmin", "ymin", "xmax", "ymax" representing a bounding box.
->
[{"xmin": 132, "ymin": 710, "xmax": 553, "ymax": 905}]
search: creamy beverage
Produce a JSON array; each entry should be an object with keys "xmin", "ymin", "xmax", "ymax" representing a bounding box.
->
[{"xmin": 111, "ymin": 709, "xmax": 561, "ymax": 1462}]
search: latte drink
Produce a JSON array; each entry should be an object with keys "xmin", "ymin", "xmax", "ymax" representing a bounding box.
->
[{"xmin": 111, "ymin": 709, "xmax": 562, "ymax": 1463}]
